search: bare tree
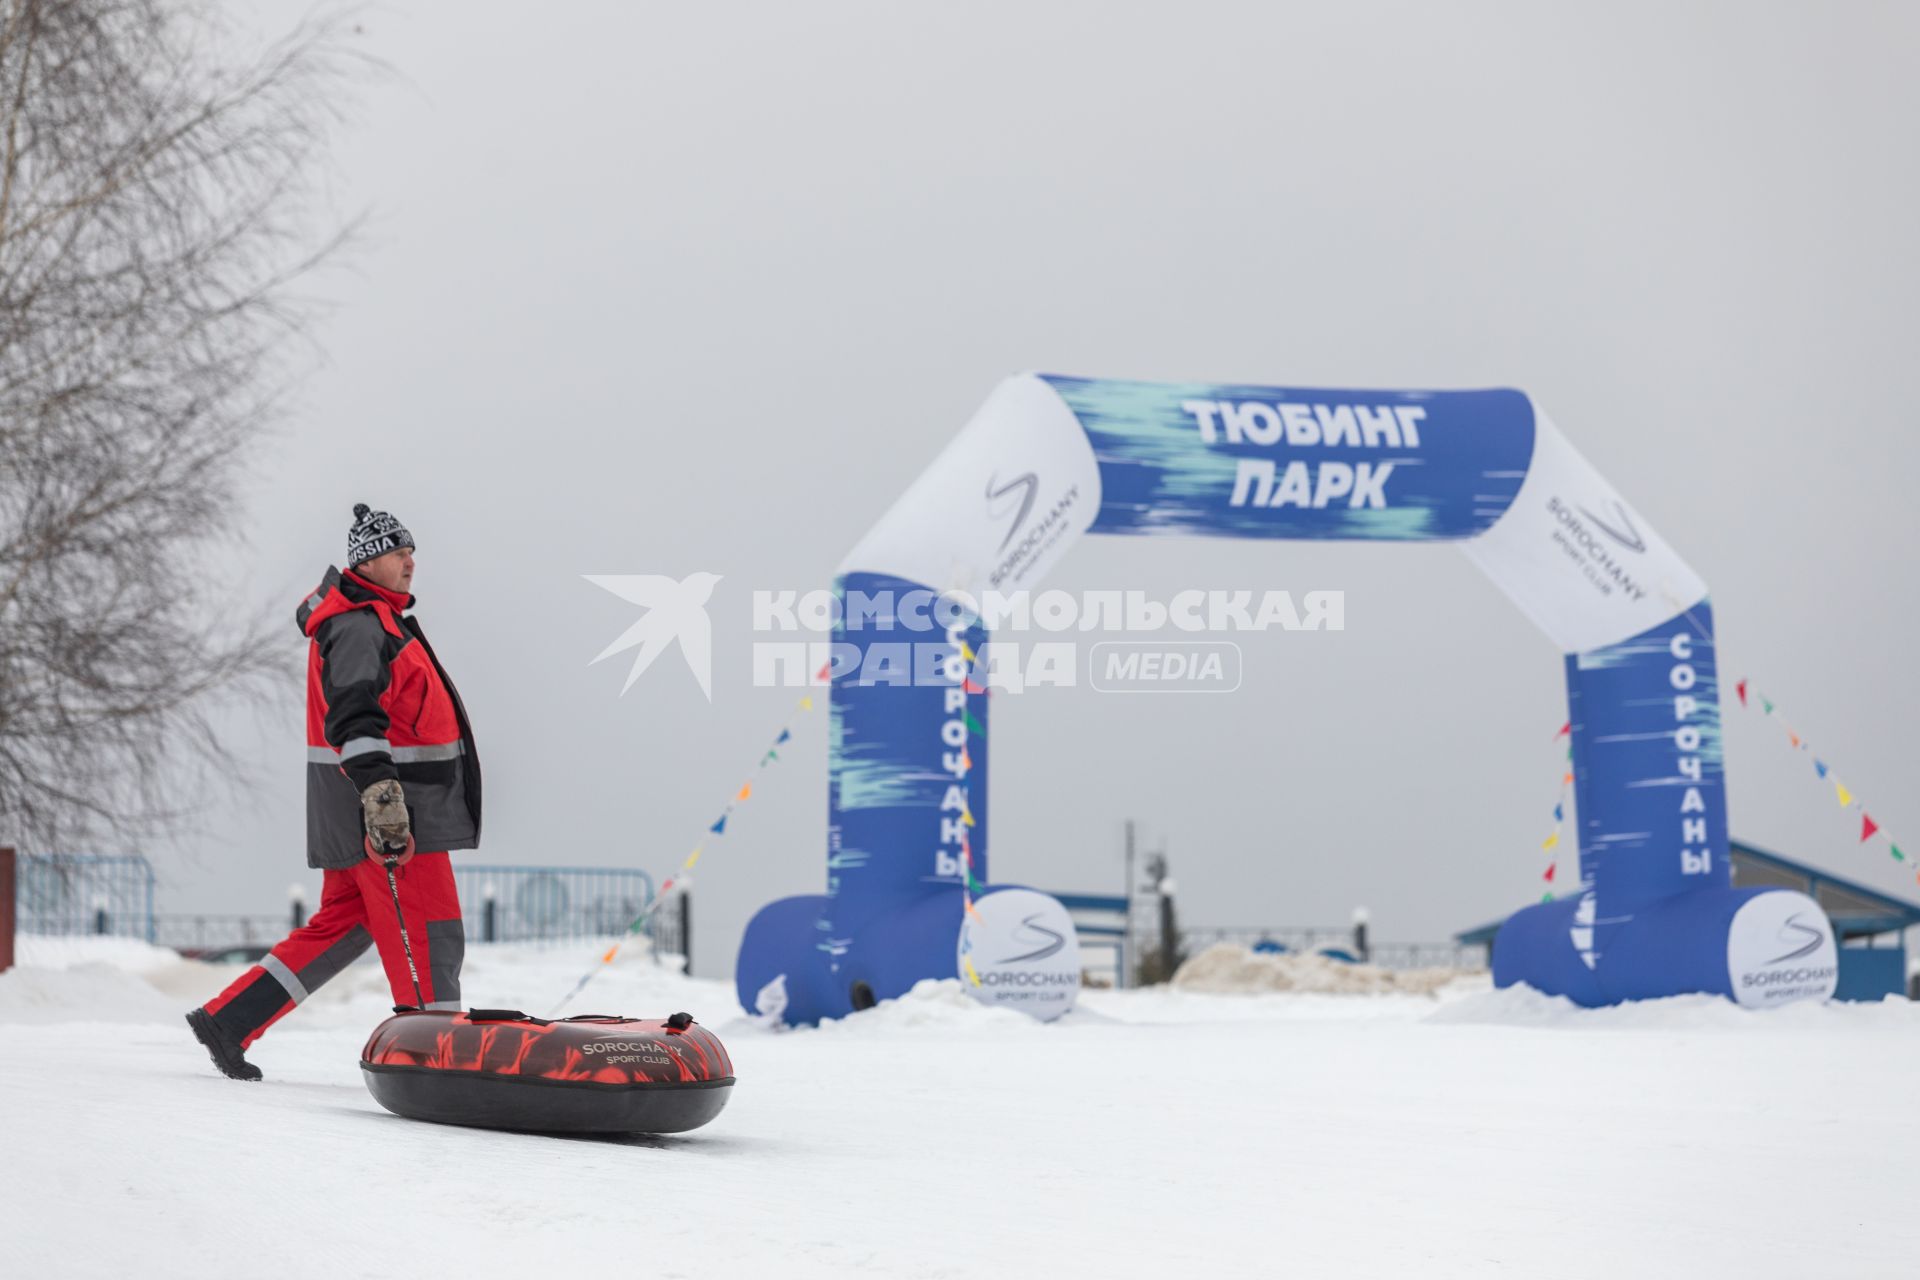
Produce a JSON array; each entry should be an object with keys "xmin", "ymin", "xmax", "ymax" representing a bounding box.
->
[{"xmin": 0, "ymin": 1, "xmax": 360, "ymax": 851}]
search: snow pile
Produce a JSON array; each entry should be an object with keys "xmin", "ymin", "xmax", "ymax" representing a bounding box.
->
[
  {"xmin": 1170, "ymin": 941, "xmax": 1469, "ymax": 996},
  {"xmin": 1, "ymin": 937, "xmax": 239, "ymax": 1024},
  {"xmin": 0, "ymin": 962, "xmax": 187, "ymax": 1024},
  {"xmin": 1429, "ymin": 981, "xmax": 1920, "ymax": 1031},
  {"xmin": 0, "ymin": 936, "xmax": 742, "ymax": 1030},
  {"xmin": 804, "ymin": 978, "xmax": 1046, "ymax": 1039},
  {"xmin": 17, "ymin": 934, "xmax": 190, "ymax": 974}
]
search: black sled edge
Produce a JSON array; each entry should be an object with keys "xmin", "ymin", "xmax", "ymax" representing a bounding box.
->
[{"xmin": 360, "ymin": 1064, "xmax": 733, "ymax": 1135}]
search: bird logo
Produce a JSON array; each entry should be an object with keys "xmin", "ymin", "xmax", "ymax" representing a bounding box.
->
[{"xmin": 583, "ymin": 572, "xmax": 723, "ymax": 699}]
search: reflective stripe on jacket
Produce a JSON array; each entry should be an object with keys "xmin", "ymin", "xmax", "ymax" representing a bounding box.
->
[{"xmin": 297, "ymin": 566, "xmax": 483, "ymax": 869}]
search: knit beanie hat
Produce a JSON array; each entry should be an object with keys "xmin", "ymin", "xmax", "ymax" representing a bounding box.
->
[{"xmin": 347, "ymin": 503, "xmax": 415, "ymax": 567}]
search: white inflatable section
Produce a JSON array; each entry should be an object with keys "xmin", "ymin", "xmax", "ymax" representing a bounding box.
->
[
  {"xmin": 1725, "ymin": 891, "xmax": 1840, "ymax": 1008},
  {"xmin": 1460, "ymin": 407, "xmax": 1709, "ymax": 653},
  {"xmin": 839, "ymin": 374, "xmax": 1102, "ymax": 595},
  {"xmin": 956, "ymin": 888, "xmax": 1082, "ymax": 1021}
]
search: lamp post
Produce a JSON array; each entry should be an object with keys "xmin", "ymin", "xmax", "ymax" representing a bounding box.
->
[
  {"xmin": 1146, "ymin": 853, "xmax": 1179, "ymax": 981},
  {"xmin": 289, "ymin": 883, "xmax": 307, "ymax": 930},
  {"xmin": 482, "ymin": 882, "xmax": 498, "ymax": 944},
  {"xmin": 1352, "ymin": 905, "xmax": 1371, "ymax": 963},
  {"xmin": 676, "ymin": 877, "xmax": 693, "ymax": 977},
  {"xmin": 0, "ymin": 847, "xmax": 15, "ymax": 974}
]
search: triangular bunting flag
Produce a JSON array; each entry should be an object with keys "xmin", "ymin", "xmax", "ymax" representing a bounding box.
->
[
  {"xmin": 1761, "ymin": 697, "xmax": 1775, "ymax": 715},
  {"xmin": 958, "ymin": 748, "xmax": 973, "ymax": 773},
  {"xmin": 815, "ymin": 662, "xmax": 831, "ymax": 683},
  {"xmin": 1553, "ymin": 804, "xmax": 1563, "ymax": 823},
  {"xmin": 1736, "ymin": 679, "xmax": 1748, "ymax": 707},
  {"xmin": 1893, "ymin": 845, "xmax": 1906, "ymax": 862},
  {"xmin": 1541, "ymin": 891, "xmax": 1555, "ymax": 903},
  {"xmin": 776, "ymin": 729, "xmax": 791, "ymax": 744},
  {"xmin": 1789, "ymin": 732, "xmax": 1800, "ymax": 748},
  {"xmin": 686, "ymin": 847, "xmax": 703, "ymax": 868},
  {"xmin": 1543, "ymin": 863, "xmax": 1556, "ymax": 882},
  {"xmin": 1814, "ymin": 759, "xmax": 1828, "ymax": 778},
  {"xmin": 1861, "ymin": 813, "xmax": 1879, "ymax": 843},
  {"xmin": 961, "ymin": 807, "xmax": 976, "ymax": 828},
  {"xmin": 710, "ymin": 815, "xmax": 727, "ymax": 835},
  {"xmin": 958, "ymin": 641, "xmax": 976, "ymax": 663},
  {"xmin": 964, "ymin": 710, "xmax": 986, "ymax": 737},
  {"xmin": 963, "ymin": 956, "xmax": 983, "ymax": 987},
  {"xmin": 798, "ymin": 695, "xmax": 813, "ymax": 711},
  {"xmin": 736, "ymin": 782, "xmax": 752, "ymax": 803},
  {"xmin": 602, "ymin": 944, "xmax": 620, "ymax": 964},
  {"xmin": 1542, "ymin": 830, "xmax": 1560, "ymax": 851},
  {"xmin": 1554, "ymin": 721, "xmax": 1570, "ymax": 739},
  {"xmin": 1562, "ymin": 771, "xmax": 1574, "ymax": 786},
  {"xmin": 1835, "ymin": 780, "xmax": 1852, "ymax": 807},
  {"xmin": 963, "ymin": 677, "xmax": 987, "ymax": 696}
]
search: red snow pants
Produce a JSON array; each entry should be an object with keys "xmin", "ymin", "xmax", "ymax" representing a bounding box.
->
[{"xmin": 202, "ymin": 852, "xmax": 464, "ymax": 1048}]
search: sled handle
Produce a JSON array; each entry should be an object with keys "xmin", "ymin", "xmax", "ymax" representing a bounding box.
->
[{"xmin": 464, "ymin": 1008, "xmax": 552, "ymax": 1026}]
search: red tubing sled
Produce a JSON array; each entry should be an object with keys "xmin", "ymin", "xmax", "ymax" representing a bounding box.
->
[{"xmin": 360, "ymin": 1008, "xmax": 734, "ymax": 1134}]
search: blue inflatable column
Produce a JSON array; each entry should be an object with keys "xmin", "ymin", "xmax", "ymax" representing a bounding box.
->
[
  {"xmin": 825, "ymin": 573, "xmax": 990, "ymax": 1004},
  {"xmin": 735, "ymin": 573, "xmax": 990, "ymax": 1021},
  {"xmin": 1496, "ymin": 603, "xmax": 1832, "ymax": 1004}
]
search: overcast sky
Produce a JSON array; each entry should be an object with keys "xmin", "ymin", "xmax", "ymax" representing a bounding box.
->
[{"xmin": 163, "ymin": 1, "xmax": 1920, "ymax": 978}]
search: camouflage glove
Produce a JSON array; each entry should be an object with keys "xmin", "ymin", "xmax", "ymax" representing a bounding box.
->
[{"xmin": 360, "ymin": 779, "xmax": 414, "ymax": 863}]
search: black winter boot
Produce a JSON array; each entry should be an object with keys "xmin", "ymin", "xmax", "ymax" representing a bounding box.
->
[{"xmin": 186, "ymin": 1008, "xmax": 263, "ymax": 1082}]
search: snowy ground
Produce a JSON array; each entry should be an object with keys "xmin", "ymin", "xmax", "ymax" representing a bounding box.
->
[{"xmin": 3, "ymin": 938, "xmax": 1917, "ymax": 1278}]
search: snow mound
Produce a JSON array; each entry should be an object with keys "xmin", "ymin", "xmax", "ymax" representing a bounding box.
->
[
  {"xmin": 1170, "ymin": 942, "xmax": 1468, "ymax": 996},
  {"xmin": 17, "ymin": 934, "xmax": 190, "ymax": 974},
  {"xmin": 1428, "ymin": 981, "xmax": 1920, "ymax": 1030},
  {"xmin": 801, "ymin": 978, "xmax": 1045, "ymax": 1038},
  {"xmin": 0, "ymin": 962, "xmax": 185, "ymax": 1024},
  {"xmin": 1, "ymin": 937, "xmax": 243, "ymax": 1023}
]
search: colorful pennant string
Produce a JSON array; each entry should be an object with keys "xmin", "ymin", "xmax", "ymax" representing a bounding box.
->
[
  {"xmin": 1736, "ymin": 677, "xmax": 1911, "ymax": 882},
  {"xmin": 1532, "ymin": 721, "xmax": 1577, "ymax": 900},
  {"xmin": 552, "ymin": 678, "xmax": 827, "ymax": 1013},
  {"xmin": 953, "ymin": 632, "xmax": 990, "ymax": 984}
]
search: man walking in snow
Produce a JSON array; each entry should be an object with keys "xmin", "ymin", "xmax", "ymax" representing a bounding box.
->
[{"xmin": 187, "ymin": 505, "xmax": 483, "ymax": 1080}]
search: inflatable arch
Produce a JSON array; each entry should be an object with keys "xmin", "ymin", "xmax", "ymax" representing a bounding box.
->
[{"xmin": 736, "ymin": 374, "xmax": 1841, "ymax": 1024}]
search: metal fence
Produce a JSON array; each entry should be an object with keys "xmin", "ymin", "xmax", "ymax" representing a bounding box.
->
[
  {"xmin": 16, "ymin": 854, "xmax": 155, "ymax": 941},
  {"xmin": 38, "ymin": 861, "xmax": 680, "ymax": 959},
  {"xmin": 454, "ymin": 864, "xmax": 658, "ymax": 944},
  {"xmin": 1168, "ymin": 924, "xmax": 1479, "ymax": 971},
  {"xmin": 152, "ymin": 914, "xmax": 289, "ymax": 952}
]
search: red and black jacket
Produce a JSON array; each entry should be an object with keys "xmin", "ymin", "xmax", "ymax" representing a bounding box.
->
[{"xmin": 297, "ymin": 567, "xmax": 483, "ymax": 869}]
